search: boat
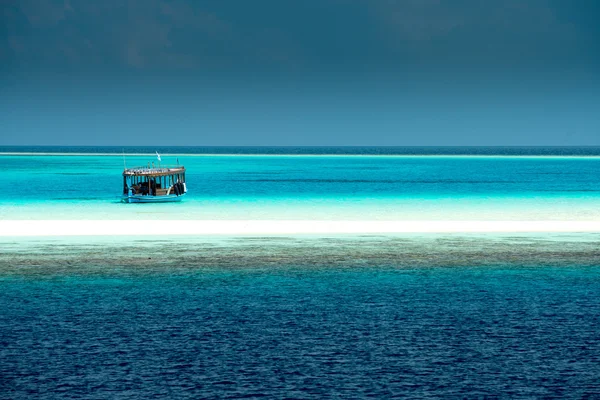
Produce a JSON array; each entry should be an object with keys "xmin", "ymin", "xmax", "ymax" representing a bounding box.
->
[{"xmin": 122, "ymin": 164, "xmax": 187, "ymax": 203}]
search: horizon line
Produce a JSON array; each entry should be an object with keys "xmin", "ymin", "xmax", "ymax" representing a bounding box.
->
[{"xmin": 2, "ymin": 145, "xmax": 600, "ymax": 148}]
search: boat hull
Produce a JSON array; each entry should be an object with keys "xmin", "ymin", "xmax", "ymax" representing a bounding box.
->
[{"xmin": 121, "ymin": 193, "xmax": 186, "ymax": 203}]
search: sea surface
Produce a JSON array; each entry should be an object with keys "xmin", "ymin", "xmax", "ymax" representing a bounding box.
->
[
  {"xmin": 1, "ymin": 146, "xmax": 600, "ymax": 220},
  {"xmin": 1, "ymin": 147, "xmax": 600, "ymax": 398}
]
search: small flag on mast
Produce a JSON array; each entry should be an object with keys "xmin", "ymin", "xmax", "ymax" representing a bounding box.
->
[{"xmin": 156, "ymin": 151, "xmax": 161, "ymax": 162}]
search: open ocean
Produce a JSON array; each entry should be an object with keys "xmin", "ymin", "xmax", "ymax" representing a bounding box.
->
[{"xmin": 1, "ymin": 146, "xmax": 600, "ymax": 398}]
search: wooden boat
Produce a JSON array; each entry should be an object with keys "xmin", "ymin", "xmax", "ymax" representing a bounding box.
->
[{"xmin": 122, "ymin": 165, "xmax": 187, "ymax": 203}]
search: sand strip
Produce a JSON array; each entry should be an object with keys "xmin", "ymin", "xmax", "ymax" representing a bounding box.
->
[{"xmin": 2, "ymin": 220, "xmax": 600, "ymax": 236}]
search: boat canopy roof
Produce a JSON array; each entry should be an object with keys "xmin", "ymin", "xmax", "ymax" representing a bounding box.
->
[{"xmin": 123, "ymin": 165, "xmax": 185, "ymax": 177}]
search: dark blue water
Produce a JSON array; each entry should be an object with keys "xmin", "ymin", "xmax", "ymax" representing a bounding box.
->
[
  {"xmin": 3, "ymin": 145, "xmax": 600, "ymax": 156},
  {"xmin": 2, "ymin": 236, "xmax": 600, "ymax": 398}
]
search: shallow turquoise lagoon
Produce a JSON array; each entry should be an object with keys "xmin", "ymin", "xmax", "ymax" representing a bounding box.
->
[{"xmin": 1, "ymin": 154, "xmax": 600, "ymax": 220}]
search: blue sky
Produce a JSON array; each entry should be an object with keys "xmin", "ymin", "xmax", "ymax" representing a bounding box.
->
[{"xmin": 1, "ymin": 0, "xmax": 599, "ymax": 145}]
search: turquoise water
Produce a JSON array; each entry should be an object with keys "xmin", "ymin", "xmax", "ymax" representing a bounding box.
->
[{"xmin": 1, "ymin": 151, "xmax": 600, "ymax": 220}]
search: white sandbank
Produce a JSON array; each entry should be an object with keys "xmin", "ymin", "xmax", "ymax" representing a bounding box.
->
[{"xmin": 2, "ymin": 220, "xmax": 600, "ymax": 237}]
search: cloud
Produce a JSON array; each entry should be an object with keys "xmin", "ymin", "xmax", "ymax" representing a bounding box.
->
[
  {"xmin": 17, "ymin": 0, "xmax": 69, "ymax": 28},
  {"xmin": 1, "ymin": 0, "xmax": 596, "ymax": 77},
  {"xmin": 372, "ymin": 0, "xmax": 584, "ymax": 69},
  {"xmin": 377, "ymin": 0, "xmax": 465, "ymax": 42},
  {"xmin": 1, "ymin": 0, "xmax": 309, "ymax": 73}
]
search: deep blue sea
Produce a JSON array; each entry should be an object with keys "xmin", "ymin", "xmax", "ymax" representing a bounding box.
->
[
  {"xmin": 2, "ymin": 235, "xmax": 600, "ymax": 398},
  {"xmin": 1, "ymin": 147, "xmax": 600, "ymax": 398},
  {"xmin": 2, "ymin": 145, "xmax": 600, "ymax": 156}
]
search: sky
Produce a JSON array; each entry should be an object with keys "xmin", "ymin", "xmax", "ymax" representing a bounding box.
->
[{"xmin": 1, "ymin": 0, "xmax": 599, "ymax": 146}]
